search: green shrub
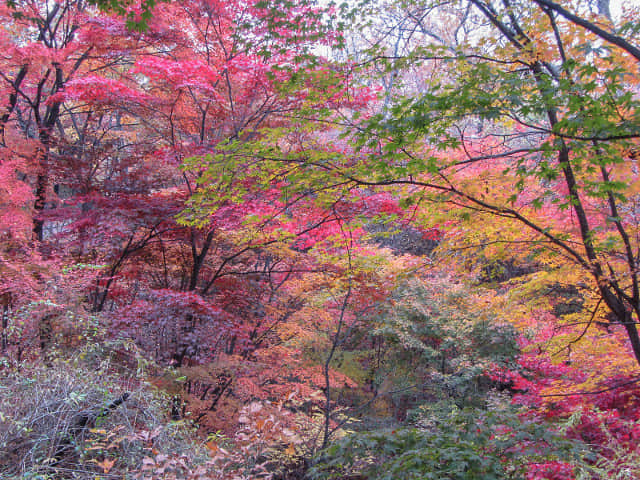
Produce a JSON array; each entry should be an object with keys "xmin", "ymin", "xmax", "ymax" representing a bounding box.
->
[{"xmin": 309, "ymin": 401, "xmax": 592, "ymax": 480}]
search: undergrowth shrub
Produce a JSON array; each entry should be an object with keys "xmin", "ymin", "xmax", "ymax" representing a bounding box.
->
[
  {"xmin": 0, "ymin": 350, "xmax": 208, "ymax": 479},
  {"xmin": 308, "ymin": 399, "xmax": 593, "ymax": 480}
]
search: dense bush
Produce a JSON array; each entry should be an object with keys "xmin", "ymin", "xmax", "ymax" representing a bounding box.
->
[{"xmin": 309, "ymin": 400, "xmax": 591, "ymax": 480}]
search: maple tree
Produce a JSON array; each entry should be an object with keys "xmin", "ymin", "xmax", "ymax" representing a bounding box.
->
[
  {"xmin": 200, "ymin": 0, "xmax": 640, "ymax": 365},
  {"xmin": 369, "ymin": 0, "xmax": 640, "ymax": 366},
  {"xmin": 1, "ymin": 0, "xmax": 380, "ymax": 468}
]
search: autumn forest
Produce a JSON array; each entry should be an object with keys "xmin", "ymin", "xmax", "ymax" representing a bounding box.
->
[{"xmin": 1, "ymin": 0, "xmax": 639, "ymax": 478}]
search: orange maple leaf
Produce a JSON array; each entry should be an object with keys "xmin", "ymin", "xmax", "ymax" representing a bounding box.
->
[{"xmin": 97, "ymin": 458, "xmax": 116, "ymax": 474}]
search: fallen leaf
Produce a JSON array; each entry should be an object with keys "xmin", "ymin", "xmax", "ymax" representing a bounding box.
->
[{"xmin": 97, "ymin": 458, "xmax": 116, "ymax": 474}]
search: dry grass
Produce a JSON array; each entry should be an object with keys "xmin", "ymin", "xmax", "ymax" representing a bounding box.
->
[{"xmin": 0, "ymin": 347, "xmax": 206, "ymax": 479}]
